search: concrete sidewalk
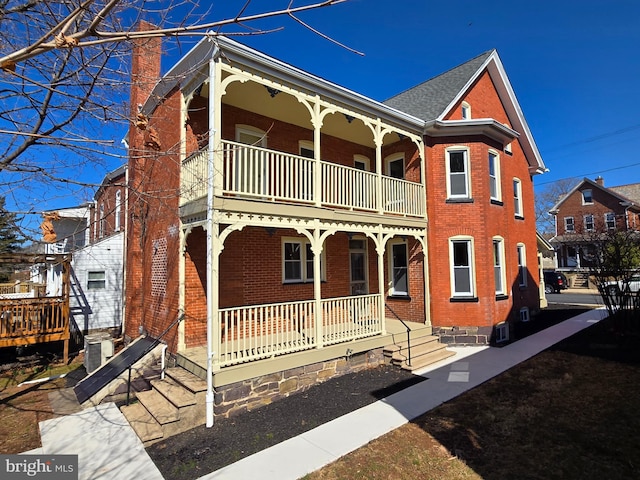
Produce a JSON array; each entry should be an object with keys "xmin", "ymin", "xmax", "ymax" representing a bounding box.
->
[
  {"xmin": 203, "ymin": 308, "xmax": 608, "ymax": 480},
  {"xmin": 27, "ymin": 308, "xmax": 607, "ymax": 480}
]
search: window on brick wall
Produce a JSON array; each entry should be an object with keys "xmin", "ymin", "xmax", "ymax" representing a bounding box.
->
[
  {"xmin": 517, "ymin": 243, "xmax": 527, "ymax": 288},
  {"xmin": 513, "ymin": 178, "xmax": 523, "ymax": 218},
  {"xmin": 449, "ymin": 237, "xmax": 475, "ymax": 297},
  {"xmin": 389, "ymin": 240, "xmax": 409, "ymax": 296},
  {"xmin": 493, "ymin": 237, "xmax": 506, "ymax": 295},
  {"xmin": 605, "ymin": 212, "xmax": 616, "ymax": 230},
  {"xmin": 115, "ymin": 190, "xmax": 121, "ymax": 231},
  {"xmin": 489, "ymin": 151, "xmax": 501, "ymax": 202},
  {"xmin": 282, "ymin": 237, "xmax": 324, "ymax": 283},
  {"xmin": 99, "ymin": 203, "xmax": 105, "ymax": 239},
  {"xmin": 461, "ymin": 101, "xmax": 471, "ymax": 120},
  {"xmin": 564, "ymin": 216, "xmax": 575, "ymax": 233},
  {"xmin": 446, "ymin": 148, "xmax": 470, "ymax": 199},
  {"xmin": 582, "ymin": 189, "xmax": 593, "ymax": 204},
  {"xmin": 235, "ymin": 125, "xmax": 267, "ymax": 195},
  {"xmin": 584, "ymin": 214, "xmax": 594, "ymax": 232}
]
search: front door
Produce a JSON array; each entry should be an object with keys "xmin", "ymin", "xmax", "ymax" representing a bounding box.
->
[{"xmin": 349, "ymin": 239, "xmax": 368, "ymax": 295}]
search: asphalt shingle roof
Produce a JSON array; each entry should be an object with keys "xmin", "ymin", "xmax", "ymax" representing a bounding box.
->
[
  {"xmin": 383, "ymin": 50, "xmax": 495, "ymax": 121},
  {"xmin": 609, "ymin": 183, "xmax": 640, "ymax": 205}
]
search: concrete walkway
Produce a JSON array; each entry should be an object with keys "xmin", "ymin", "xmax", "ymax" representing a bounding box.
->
[{"xmin": 27, "ymin": 307, "xmax": 607, "ymax": 480}]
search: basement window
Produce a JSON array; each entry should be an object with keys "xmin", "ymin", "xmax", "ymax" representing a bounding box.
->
[{"xmin": 495, "ymin": 322, "xmax": 509, "ymax": 343}]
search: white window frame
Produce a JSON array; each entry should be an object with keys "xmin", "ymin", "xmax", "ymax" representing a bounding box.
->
[
  {"xmin": 489, "ymin": 150, "xmax": 501, "ymax": 202},
  {"xmin": 354, "ymin": 154, "xmax": 370, "ymax": 171},
  {"xmin": 236, "ymin": 125, "xmax": 267, "ymax": 147},
  {"xmin": 449, "ymin": 236, "xmax": 475, "ymax": 297},
  {"xmin": 385, "ymin": 153, "xmax": 405, "ymax": 179},
  {"xmin": 115, "ymin": 190, "xmax": 121, "ymax": 231},
  {"xmin": 495, "ymin": 322, "xmax": 509, "ymax": 343},
  {"xmin": 461, "ymin": 101, "xmax": 471, "ymax": 120},
  {"xmin": 99, "ymin": 203, "xmax": 105, "ymax": 239},
  {"xmin": 445, "ymin": 147, "xmax": 471, "ymax": 199},
  {"xmin": 87, "ymin": 271, "xmax": 106, "ymax": 290},
  {"xmin": 584, "ymin": 214, "xmax": 594, "ymax": 232},
  {"xmin": 493, "ymin": 237, "xmax": 506, "ymax": 295},
  {"xmin": 605, "ymin": 212, "xmax": 616, "ymax": 230},
  {"xmin": 517, "ymin": 243, "xmax": 527, "ymax": 288},
  {"xmin": 564, "ymin": 216, "xmax": 575, "ymax": 233},
  {"xmin": 513, "ymin": 178, "xmax": 523, "ymax": 218},
  {"xmin": 282, "ymin": 237, "xmax": 324, "ymax": 283},
  {"xmin": 388, "ymin": 239, "xmax": 409, "ymax": 296},
  {"xmin": 582, "ymin": 189, "xmax": 593, "ymax": 205}
]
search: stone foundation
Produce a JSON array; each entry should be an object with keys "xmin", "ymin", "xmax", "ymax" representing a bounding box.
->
[
  {"xmin": 214, "ymin": 348, "xmax": 384, "ymax": 418},
  {"xmin": 433, "ymin": 325, "xmax": 494, "ymax": 345}
]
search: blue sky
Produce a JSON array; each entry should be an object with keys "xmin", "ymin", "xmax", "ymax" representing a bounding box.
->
[{"xmin": 12, "ymin": 0, "xmax": 640, "ymax": 227}]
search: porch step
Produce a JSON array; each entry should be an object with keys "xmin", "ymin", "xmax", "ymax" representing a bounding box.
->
[
  {"xmin": 384, "ymin": 332, "xmax": 455, "ymax": 373},
  {"xmin": 120, "ymin": 367, "xmax": 207, "ymax": 446},
  {"xmin": 573, "ymin": 272, "xmax": 590, "ymax": 288}
]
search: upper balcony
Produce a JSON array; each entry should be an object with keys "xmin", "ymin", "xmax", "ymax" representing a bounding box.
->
[{"xmin": 180, "ymin": 140, "xmax": 426, "ymax": 218}]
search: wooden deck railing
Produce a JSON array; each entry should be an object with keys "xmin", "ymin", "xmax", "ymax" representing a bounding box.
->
[
  {"xmin": 217, "ymin": 294, "xmax": 381, "ymax": 367},
  {"xmin": 180, "ymin": 142, "xmax": 425, "ymax": 217},
  {"xmin": 0, "ymin": 297, "xmax": 69, "ymax": 344}
]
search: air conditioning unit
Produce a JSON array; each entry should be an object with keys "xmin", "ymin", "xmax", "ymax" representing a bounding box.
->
[{"xmin": 84, "ymin": 333, "xmax": 114, "ymax": 373}]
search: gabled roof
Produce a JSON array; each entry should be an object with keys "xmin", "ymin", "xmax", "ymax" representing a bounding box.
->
[
  {"xmin": 384, "ymin": 50, "xmax": 494, "ymax": 122},
  {"xmin": 610, "ymin": 183, "xmax": 640, "ymax": 204},
  {"xmin": 384, "ymin": 50, "xmax": 546, "ymax": 175},
  {"xmin": 549, "ymin": 177, "xmax": 640, "ymax": 213}
]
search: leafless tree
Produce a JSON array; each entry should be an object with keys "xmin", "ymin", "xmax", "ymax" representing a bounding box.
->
[
  {"xmin": 535, "ymin": 178, "xmax": 576, "ymax": 235},
  {"xmin": 0, "ymin": 0, "xmax": 348, "ymax": 240}
]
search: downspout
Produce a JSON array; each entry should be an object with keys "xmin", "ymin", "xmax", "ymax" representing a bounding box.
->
[{"xmin": 205, "ymin": 54, "xmax": 217, "ymax": 428}]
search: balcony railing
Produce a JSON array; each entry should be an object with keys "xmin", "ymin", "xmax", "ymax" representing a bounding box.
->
[
  {"xmin": 217, "ymin": 294, "xmax": 381, "ymax": 367},
  {"xmin": 181, "ymin": 141, "xmax": 425, "ymax": 217},
  {"xmin": 0, "ymin": 297, "xmax": 68, "ymax": 342}
]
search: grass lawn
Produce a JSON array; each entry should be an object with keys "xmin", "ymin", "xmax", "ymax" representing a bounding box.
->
[{"xmin": 305, "ymin": 313, "xmax": 640, "ymax": 480}]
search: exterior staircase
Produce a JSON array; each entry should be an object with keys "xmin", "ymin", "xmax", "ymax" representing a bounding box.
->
[
  {"xmin": 384, "ymin": 328, "xmax": 455, "ymax": 373},
  {"xmin": 573, "ymin": 272, "xmax": 591, "ymax": 288},
  {"xmin": 120, "ymin": 366, "xmax": 207, "ymax": 446}
]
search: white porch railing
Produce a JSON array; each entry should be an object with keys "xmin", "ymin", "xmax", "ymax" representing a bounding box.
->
[
  {"xmin": 181, "ymin": 142, "xmax": 425, "ymax": 217},
  {"xmin": 217, "ymin": 294, "xmax": 381, "ymax": 367}
]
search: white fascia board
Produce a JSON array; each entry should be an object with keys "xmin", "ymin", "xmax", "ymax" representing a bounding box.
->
[
  {"xmin": 201, "ymin": 36, "xmax": 425, "ymax": 132},
  {"xmin": 424, "ymin": 118, "xmax": 519, "ymax": 145}
]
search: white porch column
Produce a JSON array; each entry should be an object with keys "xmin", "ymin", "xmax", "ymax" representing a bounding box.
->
[
  {"xmin": 312, "ymin": 96, "xmax": 323, "ymax": 208},
  {"xmin": 312, "ymin": 225, "xmax": 323, "ymax": 348},
  {"xmin": 376, "ymin": 228, "xmax": 387, "ymax": 335},
  {"xmin": 374, "ymin": 121, "xmax": 384, "ymax": 215}
]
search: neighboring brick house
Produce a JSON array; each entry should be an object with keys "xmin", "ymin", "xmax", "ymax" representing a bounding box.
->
[
  {"xmin": 550, "ymin": 176, "xmax": 640, "ymax": 269},
  {"xmin": 44, "ymin": 165, "xmax": 127, "ymax": 335},
  {"xmin": 125, "ymin": 32, "xmax": 545, "ymax": 420}
]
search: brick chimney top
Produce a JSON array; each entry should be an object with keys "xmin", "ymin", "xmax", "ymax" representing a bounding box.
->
[{"xmin": 595, "ymin": 176, "xmax": 604, "ymax": 186}]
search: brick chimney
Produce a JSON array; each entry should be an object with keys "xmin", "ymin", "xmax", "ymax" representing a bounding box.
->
[{"xmin": 595, "ymin": 176, "xmax": 604, "ymax": 186}]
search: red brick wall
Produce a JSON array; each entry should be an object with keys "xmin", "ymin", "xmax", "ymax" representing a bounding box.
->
[
  {"xmin": 555, "ymin": 186, "xmax": 629, "ymax": 235},
  {"xmin": 90, "ymin": 172, "xmax": 126, "ymax": 242},
  {"xmin": 426, "ymin": 71, "xmax": 540, "ymax": 332}
]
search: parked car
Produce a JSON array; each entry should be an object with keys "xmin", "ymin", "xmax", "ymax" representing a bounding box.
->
[
  {"xmin": 604, "ymin": 274, "xmax": 640, "ymax": 295},
  {"xmin": 543, "ymin": 271, "xmax": 568, "ymax": 294}
]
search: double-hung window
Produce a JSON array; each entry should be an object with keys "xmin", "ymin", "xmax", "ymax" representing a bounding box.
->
[
  {"xmin": 513, "ymin": 178, "xmax": 523, "ymax": 218},
  {"xmin": 517, "ymin": 244, "xmax": 527, "ymax": 287},
  {"xmin": 489, "ymin": 151, "xmax": 501, "ymax": 202},
  {"xmin": 605, "ymin": 212, "xmax": 616, "ymax": 230},
  {"xmin": 390, "ymin": 241, "xmax": 409, "ymax": 296},
  {"xmin": 493, "ymin": 238, "xmax": 506, "ymax": 296},
  {"xmin": 88, "ymin": 271, "xmax": 106, "ymax": 290},
  {"xmin": 283, "ymin": 238, "xmax": 322, "ymax": 283},
  {"xmin": 564, "ymin": 217, "xmax": 575, "ymax": 233},
  {"xmin": 446, "ymin": 148, "xmax": 470, "ymax": 199},
  {"xmin": 584, "ymin": 214, "xmax": 594, "ymax": 232},
  {"xmin": 450, "ymin": 238, "xmax": 474, "ymax": 297}
]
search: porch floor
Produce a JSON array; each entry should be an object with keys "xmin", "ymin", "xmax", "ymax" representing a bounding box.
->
[{"xmin": 176, "ymin": 318, "xmax": 431, "ymax": 387}]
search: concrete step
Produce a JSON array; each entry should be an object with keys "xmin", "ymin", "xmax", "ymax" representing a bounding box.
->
[
  {"xmin": 136, "ymin": 389, "xmax": 180, "ymax": 425},
  {"xmin": 400, "ymin": 348, "xmax": 456, "ymax": 372},
  {"xmin": 165, "ymin": 367, "xmax": 207, "ymax": 394},
  {"xmin": 120, "ymin": 402, "xmax": 163, "ymax": 444},
  {"xmin": 384, "ymin": 334, "xmax": 440, "ymax": 357},
  {"xmin": 151, "ymin": 377, "xmax": 196, "ymax": 409},
  {"xmin": 389, "ymin": 339, "xmax": 448, "ymax": 364}
]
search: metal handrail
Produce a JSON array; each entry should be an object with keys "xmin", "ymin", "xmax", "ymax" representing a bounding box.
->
[{"xmin": 385, "ymin": 304, "xmax": 412, "ymax": 367}]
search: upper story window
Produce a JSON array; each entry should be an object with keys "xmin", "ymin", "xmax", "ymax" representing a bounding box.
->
[
  {"xmin": 88, "ymin": 271, "xmax": 106, "ymax": 290},
  {"xmin": 513, "ymin": 178, "xmax": 523, "ymax": 218},
  {"xmin": 446, "ymin": 148, "xmax": 470, "ymax": 199},
  {"xmin": 449, "ymin": 237, "xmax": 475, "ymax": 298},
  {"xmin": 461, "ymin": 101, "xmax": 471, "ymax": 120},
  {"xmin": 299, "ymin": 140, "xmax": 314, "ymax": 159},
  {"xmin": 354, "ymin": 155, "xmax": 370, "ymax": 171},
  {"xmin": 235, "ymin": 125, "xmax": 267, "ymax": 195},
  {"xmin": 115, "ymin": 190, "xmax": 121, "ymax": 232},
  {"xmin": 236, "ymin": 125, "xmax": 267, "ymax": 147},
  {"xmin": 605, "ymin": 212, "xmax": 616, "ymax": 230},
  {"xmin": 584, "ymin": 214, "xmax": 594, "ymax": 232},
  {"xmin": 489, "ymin": 151, "xmax": 501, "ymax": 202},
  {"xmin": 582, "ymin": 189, "xmax": 593, "ymax": 204},
  {"xmin": 564, "ymin": 216, "xmax": 575, "ymax": 233},
  {"xmin": 98, "ymin": 203, "xmax": 105, "ymax": 239},
  {"xmin": 385, "ymin": 154, "xmax": 404, "ymax": 179}
]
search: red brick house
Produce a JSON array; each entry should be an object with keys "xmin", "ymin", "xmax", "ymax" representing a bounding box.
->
[
  {"xmin": 125, "ymin": 33, "xmax": 546, "ymax": 422},
  {"xmin": 550, "ymin": 176, "xmax": 640, "ymax": 269}
]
